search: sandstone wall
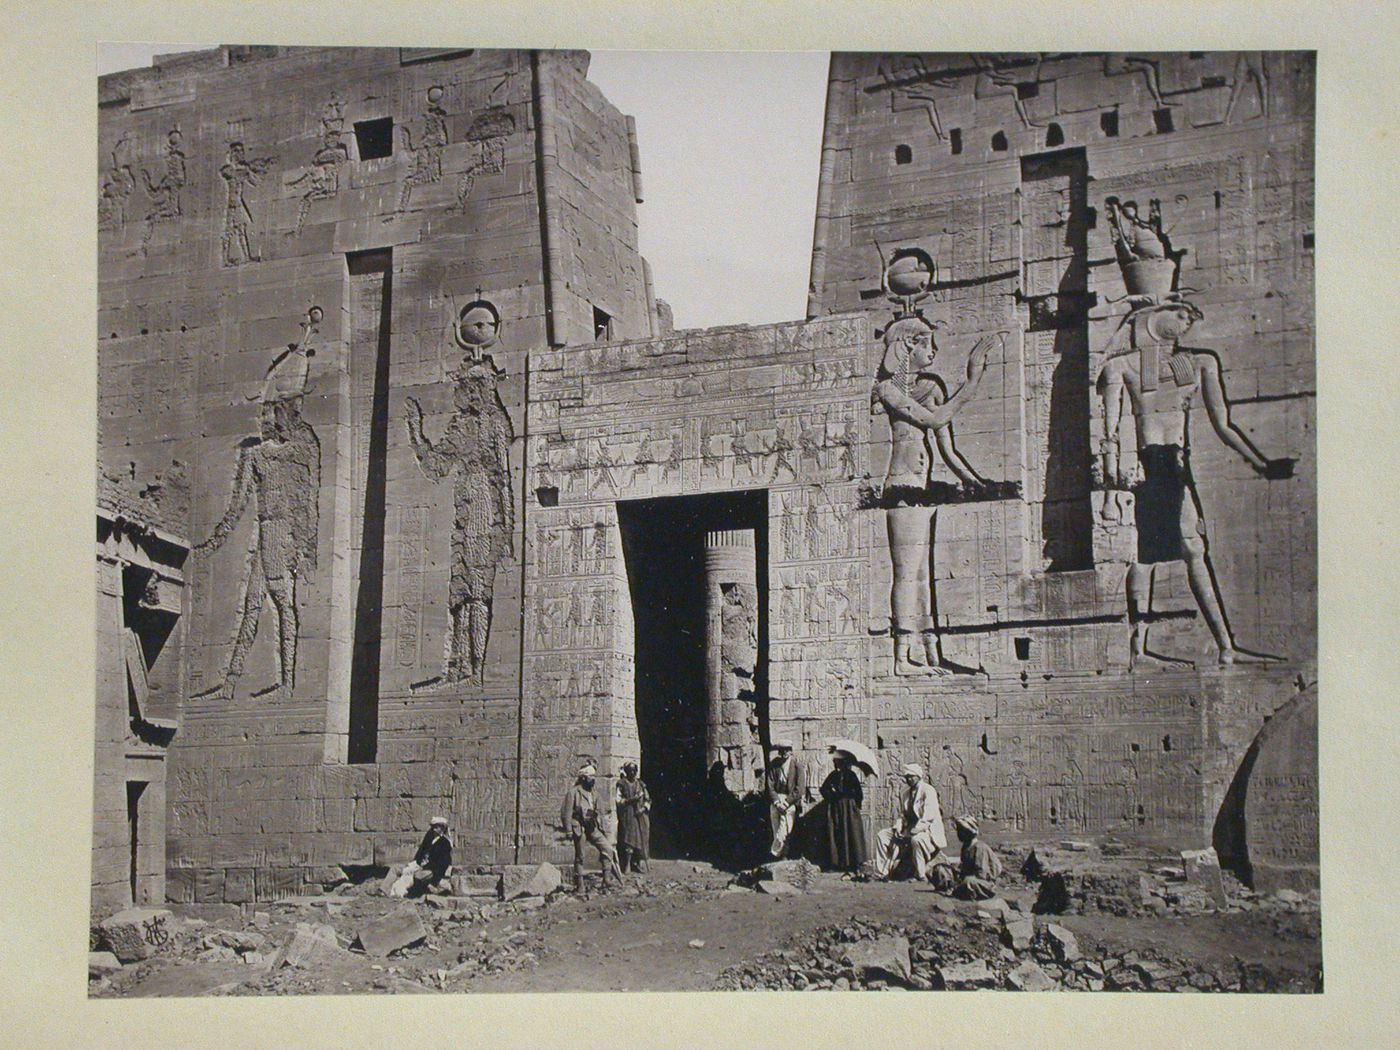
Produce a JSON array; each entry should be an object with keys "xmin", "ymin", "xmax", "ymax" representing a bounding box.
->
[{"xmin": 98, "ymin": 47, "xmax": 648, "ymax": 899}]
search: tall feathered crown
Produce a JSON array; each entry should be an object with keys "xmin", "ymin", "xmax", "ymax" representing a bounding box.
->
[{"xmin": 1103, "ymin": 196, "xmax": 1193, "ymax": 311}]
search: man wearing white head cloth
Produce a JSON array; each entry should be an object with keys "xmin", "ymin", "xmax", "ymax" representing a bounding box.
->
[
  {"xmin": 872, "ymin": 763, "xmax": 947, "ymax": 881},
  {"xmin": 560, "ymin": 763, "xmax": 617, "ymax": 890}
]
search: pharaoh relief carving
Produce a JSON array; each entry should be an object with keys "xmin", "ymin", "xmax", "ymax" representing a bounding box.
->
[
  {"xmin": 869, "ymin": 249, "xmax": 1008, "ymax": 676},
  {"xmin": 219, "ymin": 140, "xmax": 276, "ymax": 266},
  {"xmin": 1095, "ymin": 197, "xmax": 1295, "ymax": 670},
  {"xmin": 140, "ymin": 129, "xmax": 186, "ymax": 251},
  {"xmin": 193, "ymin": 308, "xmax": 323, "ymax": 701},
  {"xmin": 398, "ymin": 85, "xmax": 449, "ymax": 212},
  {"xmin": 451, "ymin": 108, "xmax": 515, "ymax": 211},
  {"xmin": 289, "ymin": 100, "xmax": 349, "ymax": 233},
  {"xmin": 405, "ymin": 300, "xmax": 516, "ymax": 684},
  {"xmin": 98, "ymin": 136, "xmax": 136, "ymax": 234}
]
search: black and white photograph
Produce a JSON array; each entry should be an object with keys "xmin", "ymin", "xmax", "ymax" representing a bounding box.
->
[
  {"xmin": 3, "ymin": 2, "xmax": 1398, "ymax": 1046},
  {"xmin": 89, "ymin": 41, "xmax": 1321, "ymax": 998}
]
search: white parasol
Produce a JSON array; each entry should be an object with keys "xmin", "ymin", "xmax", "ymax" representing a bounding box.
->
[{"xmin": 825, "ymin": 738, "xmax": 879, "ymax": 778}]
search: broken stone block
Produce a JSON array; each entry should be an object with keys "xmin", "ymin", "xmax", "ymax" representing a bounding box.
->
[
  {"xmin": 98, "ymin": 907, "xmax": 173, "ymax": 963},
  {"xmin": 452, "ymin": 873, "xmax": 502, "ymax": 898},
  {"xmin": 203, "ymin": 928, "xmax": 266, "ymax": 953},
  {"xmin": 1042, "ymin": 923, "xmax": 1081, "ymax": 964},
  {"xmin": 938, "ymin": 959, "xmax": 997, "ymax": 989},
  {"xmin": 356, "ymin": 908, "xmax": 429, "ymax": 957},
  {"xmin": 271, "ymin": 922, "xmax": 346, "ymax": 969},
  {"xmin": 196, "ymin": 945, "xmax": 239, "ymax": 963},
  {"xmin": 760, "ymin": 858, "xmax": 818, "ymax": 892},
  {"xmin": 1001, "ymin": 915, "xmax": 1036, "ymax": 951},
  {"xmin": 1180, "ymin": 847, "xmax": 1229, "ymax": 908},
  {"xmin": 1060, "ymin": 840, "xmax": 1093, "ymax": 852},
  {"xmin": 513, "ymin": 896, "xmax": 546, "ymax": 911},
  {"xmin": 500, "ymin": 862, "xmax": 562, "ymax": 901},
  {"xmin": 88, "ymin": 951, "xmax": 122, "ymax": 979},
  {"xmin": 757, "ymin": 879, "xmax": 801, "ymax": 896},
  {"xmin": 1006, "ymin": 959, "xmax": 1057, "ymax": 992},
  {"xmin": 843, "ymin": 936, "xmax": 912, "ymax": 985}
]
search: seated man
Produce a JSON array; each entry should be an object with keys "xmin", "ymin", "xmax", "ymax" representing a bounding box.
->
[
  {"xmin": 939, "ymin": 814, "xmax": 1003, "ymax": 900},
  {"xmin": 872, "ymin": 764, "xmax": 946, "ymax": 881},
  {"xmin": 392, "ymin": 817, "xmax": 454, "ymax": 898}
]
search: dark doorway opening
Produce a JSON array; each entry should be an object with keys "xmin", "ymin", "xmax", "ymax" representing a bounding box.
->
[
  {"xmin": 617, "ymin": 489, "xmax": 769, "ymax": 865},
  {"xmin": 126, "ymin": 781, "xmax": 147, "ymax": 903}
]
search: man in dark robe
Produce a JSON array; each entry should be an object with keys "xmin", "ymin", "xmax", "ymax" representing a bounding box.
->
[
  {"xmin": 820, "ymin": 752, "xmax": 868, "ymax": 875},
  {"xmin": 614, "ymin": 760, "xmax": 651, "ymax": 875},
  {"xmin": 405, "ymin": 817, "xmax": 453, "ymax": 897}
]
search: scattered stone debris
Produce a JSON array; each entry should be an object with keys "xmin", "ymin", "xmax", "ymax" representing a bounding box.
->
[
  {"xmin": 939, "ymin": 958, "xmax": 997, "ymax": 989},
  {"xmin": 88, "ymin": 952, "xmax": 123, "ymax": 979}
]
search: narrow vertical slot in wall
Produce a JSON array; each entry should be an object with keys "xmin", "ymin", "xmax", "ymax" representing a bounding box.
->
[{"xmin": 347, "ymin": 248, "xmax": 393, "ymax": 764}]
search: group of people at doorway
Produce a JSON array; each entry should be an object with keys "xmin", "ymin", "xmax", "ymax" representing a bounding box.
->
[
  {"xmin": 768, "ymin": 741, "xmax": 1003, "ymax": 899},
  {"xmin": 396, "ymin": 748, "xmax": 1000, "ymax": 901}
]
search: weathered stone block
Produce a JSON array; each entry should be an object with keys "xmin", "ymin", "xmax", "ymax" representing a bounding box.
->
[
  {"xmin": 452, "ymin": 873, "xmax": 503, "ymax": 897},
  {"xmin": 271, "ymin": 922, "xmax": 346, "ymax": 969},
  {"xmin": 843, "ymin": 936, "xmax": 912, "ymax": 985},
  {"xmin": 89, "ymin": 952, "xmax": 123, "ymax": 979},
  {"xmin": 500, "ymin": 862, "xmax": 562, "ymax": 901},
  {"xmin": 1006, "ymin": 959, "xmax": 1057, "ymax": 992},
  {"xmin": 939, "ymin": 958, "xmax": 998, "ymax": 989},
  {"xmin": 356, "ymin": 908, "xmax": 428, "ymax": 957},
  {"xmin": 1180, "ymin": 847, "xmax": 1229, "ymax": 908},
  {"xmin": 98, "ymin": 907, "xmax": 172, "ymax": 963}
]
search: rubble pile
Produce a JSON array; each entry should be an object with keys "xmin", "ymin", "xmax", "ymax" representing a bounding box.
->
[{"xmin": 715, "ymin": 901, "xmax": 1321, "ymax": 993}]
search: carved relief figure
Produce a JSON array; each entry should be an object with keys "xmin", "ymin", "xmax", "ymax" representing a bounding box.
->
[
  {"xmin": 453, "ymin": 108, "xmax": 515, "ymax": 211},
  {"xmin": 1098, "ymin": 296, "xmax": 1295, "ymax": 669},
  {"xmin": 1225, "ymin": 51, "xmax": 1270, "ymax": 123},
  {"xmin": 193, "ymin": 308, "xmax": 323, "ymax": 701},
  {"xmin": 405, "ymin": 301, "xmax": 515, "ymax": 683},
  {"xmin": 872, "ymin": 315, "xmax": 1000, "ymax": 675},
  {"xmin": 220, "ymin": 140, "xmax": 275, "ymax": 266},
  {"xmin": 877, "ymin": 54, "xmax": 955, "ymax": 142},
  {"xmin": 1103, "ymin": 54, "xmax": 1179, "ymax": 111},
  {"xmin": 290, "ymin": 101, "xmax": 349, "ymax": 233},
  {"xmin": 98, "ymin": 136, "xmax": 135, "ymax": 233},
  {"xmin": 140, "ymin": 129, "xmax": 186, "ymax": 249},
  {"xmin": 972, "ymin": 53, "xmax": 1046, "ymax": 129},
  {"xmin": 398, "ymin": 85, "xmax": 449, "ymax": 211}
]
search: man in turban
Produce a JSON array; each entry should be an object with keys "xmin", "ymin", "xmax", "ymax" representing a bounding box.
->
[
  {"xmin": 947, "ymin": 814, "xmax": 1003, "ymax": 900},
  {"xmin": 560, "ymin": 763, "xmax": 617, "ymax": 891},
  {"xmin": 872, "ymin": 764, "xmax": 946, "ymax": 881}
]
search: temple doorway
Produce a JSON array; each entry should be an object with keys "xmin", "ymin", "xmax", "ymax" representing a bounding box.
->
[{"xmin": 617, "ymin": 490, "xmax": 769, "ymax": 863}]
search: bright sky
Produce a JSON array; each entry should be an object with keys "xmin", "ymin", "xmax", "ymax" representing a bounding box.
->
[{"xmin": 97, "ymin": 45, "xmax": 829, "ymax": 330}]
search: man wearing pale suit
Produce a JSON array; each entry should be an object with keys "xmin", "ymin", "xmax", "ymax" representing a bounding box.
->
[
  {"xmin": 872, "ymin": 763, "xmax": 947, "ymax": 881},
  {"xmin": 766, "ymin": 740, "xmax": 806, "ymax": 858}
]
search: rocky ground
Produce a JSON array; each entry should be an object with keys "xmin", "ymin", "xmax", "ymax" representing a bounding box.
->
[{"xmin": 89, "ymin": 840, "xmax": 1321, "ymax": 997}]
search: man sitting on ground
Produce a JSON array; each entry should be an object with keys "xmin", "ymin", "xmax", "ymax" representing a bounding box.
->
[
  {"xmin": 937, "ymin": 814, "xmax": 1003, "ymax": 900},
  {"xmin": 872, "ymin": 763, "xmax": 946, "ymax": 881},
  {"xmin": 392, "ymin": 817, "xmax": 454, "ymax": 897}
]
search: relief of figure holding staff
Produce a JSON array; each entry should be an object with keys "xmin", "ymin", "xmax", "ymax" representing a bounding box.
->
[{"xmin": 405, "ymin": 301, "xmax": 515, "ymax": 684}]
